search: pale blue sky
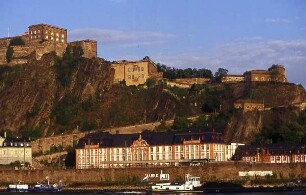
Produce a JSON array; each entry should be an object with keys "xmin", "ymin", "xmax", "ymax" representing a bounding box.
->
[{"xmin": 1, "ymin": 0, "xmax": 306, "ymax": 86}]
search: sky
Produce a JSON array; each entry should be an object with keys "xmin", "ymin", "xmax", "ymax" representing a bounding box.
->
[{"xmin": 1, "ymin": 0, "xmax": 306, "ymax": 86}]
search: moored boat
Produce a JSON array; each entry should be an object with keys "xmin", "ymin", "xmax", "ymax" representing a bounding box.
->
[
  {"xmin": 151, "ymin": 174, "xmax": 201, "ymax": 192},
  {"xmin": 29, "ymin": 176, "xmax": 63, "ymax": 192},
  {"xmin": 7, "ymin": 180, "xmax": 29, "ymax": 192}
]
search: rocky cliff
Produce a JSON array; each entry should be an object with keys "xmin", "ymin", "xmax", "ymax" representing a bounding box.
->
[
  {"xmin": 0, "ymin": 54, "xmax": 200, "ymax": 137},
  {"xmin": 0, "ymin": 53, "xmax": 114, "ymax": 136},
  {"xmin": 0, "ymin": 53, "xmax": 305, "ymax": 143}
]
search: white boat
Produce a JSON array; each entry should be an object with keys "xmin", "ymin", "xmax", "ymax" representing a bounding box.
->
[
  {"xmin": 7, "ymin": 180, "xmax": 29, "ymax": 192},
  {"xmin": 151, "ymin": 174, "xmax": 201, "ymax": 192}
]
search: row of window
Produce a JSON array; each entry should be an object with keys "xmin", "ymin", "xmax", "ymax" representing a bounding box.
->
[
  {"xmin": 0, "ymin": 149, "xmax": 30, "ymax": 155},
  {"xmin": 128, "ymin": 67, "xmax": 144, "ymax": 72},
  {"xmin": 30, "ymin": 30, "xmax": 65, "ymax": 38},
  {"xmin": 78, "ymin": 151, "xmax": 217, "ymax": 164},
  {"xmin": 79, "ymin": 144, "xmax": 227, "ymax": 156},
  {"xmin": 127, "ymin": 74, "xmax": 144, "ymax": 79},
  {"xmin": 2, "ymin": 143, "xmax": 30, "ymax": 147}
]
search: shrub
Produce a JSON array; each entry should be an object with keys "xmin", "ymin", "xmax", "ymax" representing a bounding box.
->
[{"xmin": 6, "ymin": 46, "xmax": 13, "ymax": 63}]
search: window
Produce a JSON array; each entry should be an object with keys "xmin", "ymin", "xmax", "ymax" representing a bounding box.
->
[
  {"xmin": 38, "ymin": 30, "xmax": 40, "ymax": 33},
  {"xmin": 128, "ymin": 75, "xmax": 131, "ymax": 79},
  {"xmin": 51, "ymin": 37, "xmax": 54, "ymax": 40},
  {"xmin": 34, "ymin": 30, "xmax": 36, "ymax": 34},
  {"xmin": 45, "ymin": 35, "xmax": 48, "ymax": 39},
  {"xmin": 61, "ymin": 39, "xmax": 64, "ymax": 42},
  {"xmin": 61, "ymin": 34, "xmax": 65, "ymax": 38},
  {"xmin": 56, "ymin": 38, "xmax": 59, "ymax": 41},
  {"xmin": 56, "ymin": 33, "xmax": 59, "ymax": 37},
  {"xmin": 51, "ymin": 32, "xmax": 54, "ymax": 35}
]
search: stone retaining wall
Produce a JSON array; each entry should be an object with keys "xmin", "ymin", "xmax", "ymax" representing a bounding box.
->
[{"xmin": 0, "ymin": 163, "xmax": 305, "ymax": 184}]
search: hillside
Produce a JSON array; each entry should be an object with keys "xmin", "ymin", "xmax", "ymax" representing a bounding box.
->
[
  {"xmin": 0, "ymin": 52, "xmax": 305, "ymax": 145},
  {"xmin": 0, "ymin": 53, "xmax": 202, "ymax": 137}
]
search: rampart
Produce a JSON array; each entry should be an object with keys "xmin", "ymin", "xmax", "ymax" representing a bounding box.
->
[
  {"xmin": 167, "ymin": 78, "xmax": 210, "ymax": 88},
  {"xmin": 0, "ymin": 163, "xmax": 305, "ymax": 184},
  {"xmin": 69, "ymin": 40, "xmax": 97, "ymax": 59}
]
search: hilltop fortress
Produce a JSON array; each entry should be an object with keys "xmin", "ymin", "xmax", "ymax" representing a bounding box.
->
[
  {"xmin": 0, "ymin": 23, "xmax": 163, "ymax": 86},
  {"xmin": 221, "ymin": 65, "xmax": 287, "ymax": 84},
  {"xmin": 0, "ymin": 24, "xmax": 97, "ymax": 65}
]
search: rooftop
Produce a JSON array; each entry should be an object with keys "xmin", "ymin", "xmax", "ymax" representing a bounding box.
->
[
  {"xmin": 76, "ymin": 129, "xmax": 225, "ymax": 149},
  {"xmin": 28, "ymin": 23, "xmax": 67, "ymax": 31}
]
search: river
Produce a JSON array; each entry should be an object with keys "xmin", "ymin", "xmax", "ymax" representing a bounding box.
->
[{"xmin": 0, "ymin": 191, "xmax": 305, "ymax": 195}]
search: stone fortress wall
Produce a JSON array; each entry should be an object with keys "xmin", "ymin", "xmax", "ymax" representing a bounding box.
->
[
  {"xmin": 222, "ymin": 65, "xmax": 287, "ymax": 84},
  {"xmin": 69, "ymin": 40, "xmax": 97, "ymax": 59}
]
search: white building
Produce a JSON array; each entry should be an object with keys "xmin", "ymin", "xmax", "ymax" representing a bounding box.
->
[
  {"xmin": 0, "ymin": 136, "xmax": 32, "ymax": 165},
  {"xmin": 76, "ymin": 130, "xmax": 242, "ymax": 169}
]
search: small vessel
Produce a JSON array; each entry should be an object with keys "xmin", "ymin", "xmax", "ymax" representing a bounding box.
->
[
  {"xmin": 29, "ymin": 177, "xmax": 63, "ymax": 192},
  {"xmin": 7, "ymin": 180, "xmax": 29, "ymax": 192},
  {"xmin": 151, "ymin": 174, "xmax": 201, "ymax": 192}
]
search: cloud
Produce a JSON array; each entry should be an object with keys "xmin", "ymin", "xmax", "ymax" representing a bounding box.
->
[
  {"xmin": 265, "ymin": 18, "xmax": 291, "ymax": 24},
  {"xmin": 154, "ymin": 39, "xmax": 306, "ymax": 86},
  {"xmin": 69, "ymin": 28, "xmax": 172, "ymax": 47}
]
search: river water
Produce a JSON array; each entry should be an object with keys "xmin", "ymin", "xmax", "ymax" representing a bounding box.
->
[{"xmin": 0, "ymin": 191, "xmax": 305, "ymax": 195}]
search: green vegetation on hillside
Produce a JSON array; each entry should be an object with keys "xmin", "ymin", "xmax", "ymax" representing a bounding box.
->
[
  {"xmin": 157, "ymin": 63, "xmax": 213, "ymax": 79},
  {"xmin": 255, "ymin": 109, "xmax": 306, "ymax": 144},
  {"xmin": 54, "ymin": 45, "xmax": 84, "ymax": 87}
]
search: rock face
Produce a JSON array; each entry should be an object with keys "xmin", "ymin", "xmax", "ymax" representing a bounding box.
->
[
  {"xmin": 225, "ymin": 110, "xmax": 263, "ymax": 143},
  {"xmin": 0, "ymin": 54, "xmax": 200, "ymax": 136},
  {"xmin": 0, "ymin": 54, "xmax": 57, "ymax": 135},
  {"xmin": 0, "ymin": 54, "xmax": 305, "ymax": 142},
  {"xmin": 0, "ymin": 54, "xmax": 114, "ymax": 135}
]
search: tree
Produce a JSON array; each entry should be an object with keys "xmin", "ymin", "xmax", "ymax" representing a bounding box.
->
[
  {"xmin": 6, "ymin": 46, "xmax": 14, "ymax": 63},
  {"xmin": 214, "ymin": 68, "xmax": 228, "ymax": 79},
  {"xmin": 192, "ymin": 115, "xmax": 208, "ymax": 129},
  {"xmin": 146, "ymin": 78, "xmax": 156, "ymax": 88},
  {"xmin": 72, "ymin": 46, "xmax": 84, "ymax": 58},
  {"xmin": 9, "ymin": 36, "xmax": 25, "ymax": 46},
  {"xmin": 172, "ymin": 116, "xmax": 191, "ymax": 131}
]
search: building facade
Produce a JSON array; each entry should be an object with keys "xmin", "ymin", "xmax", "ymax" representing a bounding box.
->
[
  {"xmin": 0, "ymin": 136, "xmax": 32, "ymax": 165},
  {"xmin": 28, "ymin": 24, "xmax": 67, "ymax": 44},
  {"xmin": 75, "ymin": 130, "xmax": 241, "ymax": 169},
  {"xmin": 234, "ymin": 144, "xmax": 306, "ymax": 163},
  {"xmin": 244, "ymin": 65, "xmax": 287, "ymax": 83},
  {"xmin": 234, "ymin": 100, "xmax": 265, "ymax": 112},
  {"xmin": 111, "ymin": 58, "xmax": 163, "ymax": 86}
]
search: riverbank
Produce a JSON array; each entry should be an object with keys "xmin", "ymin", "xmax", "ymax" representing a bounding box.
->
[{"xmin": 0, "ymin": 163, "xmax": 305, "ymax": 186}]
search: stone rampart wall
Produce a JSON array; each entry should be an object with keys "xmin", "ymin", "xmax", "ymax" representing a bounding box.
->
[{"xmin": 0, "ymin": 163, "xmax": 305, "ymax": 184}]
